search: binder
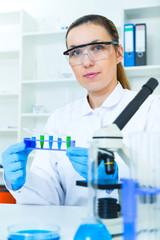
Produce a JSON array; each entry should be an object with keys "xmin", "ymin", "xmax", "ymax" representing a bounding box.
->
[
  {"xmin": 124, "ymin": 24, "xmax": 135, "ymax": 67},
  {"xmin": 135, "ymin": 23, "xmax": 147, "ymax": 66}
]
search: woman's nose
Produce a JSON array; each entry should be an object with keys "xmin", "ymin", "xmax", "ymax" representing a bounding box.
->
[{"xmin": 82, "ymin": 53, "xmax": 95, "ymax": 67}]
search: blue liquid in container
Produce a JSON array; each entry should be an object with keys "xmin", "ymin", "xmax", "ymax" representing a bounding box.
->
[
  {"xmin": 31, "ymin": 137, "xmax": 36, "ymax": 148},
  {"xmin": 8, "ymin": 229, "xmax": 60, "ymax": 240},
  {"xmin": 57, "ymin": 138, "xmax": 62, "ymax": 150},
  {"xmin": 49, "ymin": 136, "xmax": 53, "ymax": 149},
  {"xmin": 74, "ymin": 223, "xmax": 111, "ymax": 240}
]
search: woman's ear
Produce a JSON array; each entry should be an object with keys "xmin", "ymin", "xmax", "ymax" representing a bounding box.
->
[{"xmin": 116, "ymin": 45, "xmax": 123, "ymax": 64}]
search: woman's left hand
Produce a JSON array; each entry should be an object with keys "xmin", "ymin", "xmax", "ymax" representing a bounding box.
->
[{"xmin": 66, "ymin": 147, "xmax": 118, "ymax": 184}]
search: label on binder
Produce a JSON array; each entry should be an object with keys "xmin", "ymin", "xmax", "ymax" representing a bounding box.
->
[
  {"xmin": 125, "ymin": 27, "xmax": 134, "ymax": 52},
  {"xmin": 135, "ymin": 25, "xmax": 145, "ymax": 52}
]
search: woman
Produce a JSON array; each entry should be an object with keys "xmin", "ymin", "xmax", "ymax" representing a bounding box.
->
[{"xmin": 2, "ymin": 14, "xmax": 160, "ymax": 205}]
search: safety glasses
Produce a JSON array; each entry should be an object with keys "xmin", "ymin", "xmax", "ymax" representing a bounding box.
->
[{"xmin": 63, "ymin": 41, "xmax": 118, "ymax": 66}]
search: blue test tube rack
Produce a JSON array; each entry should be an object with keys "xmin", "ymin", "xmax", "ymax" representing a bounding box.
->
[{"xmin": 24, "ymin": 136, "xmax": 75, "ymax": 151}]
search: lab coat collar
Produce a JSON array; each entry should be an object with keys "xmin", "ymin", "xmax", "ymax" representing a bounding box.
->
[{"xmin": 81, "ymin": 82, "xmax": 124, "ymax": 116}]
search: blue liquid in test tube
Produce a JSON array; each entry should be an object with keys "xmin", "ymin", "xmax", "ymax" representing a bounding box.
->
[
  {"xmin": 49, "ymin": 136, "xmax": 53, "ymax": 149},
  {"xmin": 24, "ymin": 138, "xmax": 31, "ymax": 148},
  {"xmin": 70, "ymin": 140, "xmax": 75, "ymax": 147},
  {"xmin": 31, "ymin": 137, "xmax": 36, "ymax": 148},
  {"xmin": 57, "ymin": 138, "xmax": 62, "ymax": 150}
]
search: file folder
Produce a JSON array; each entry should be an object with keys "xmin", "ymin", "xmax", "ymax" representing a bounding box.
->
[
  {"xmin": 135, "ymin": 23, "xmax": 147, "ymax": 66},
  {"xmin": 124, "ymin": 24, "xmax": 135, "ymax": 67}
]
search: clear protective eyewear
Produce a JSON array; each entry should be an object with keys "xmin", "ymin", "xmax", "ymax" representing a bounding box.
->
[{"xmin": 63, "ymin": 41, "xmax": 118, "ymax": 66}]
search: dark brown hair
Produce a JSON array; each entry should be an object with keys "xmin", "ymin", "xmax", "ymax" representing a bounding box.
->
[{"xmin": 66, "ymin": 14, "xmax": 130, "ymax": 90}]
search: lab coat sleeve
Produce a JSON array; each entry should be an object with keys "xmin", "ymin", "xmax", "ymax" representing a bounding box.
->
[{"xmin": 9, "ymin": 168, "xmax": 63, "ymax": 205}]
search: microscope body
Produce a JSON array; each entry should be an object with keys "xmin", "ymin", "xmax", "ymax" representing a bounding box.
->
[{"xmin": 93, "ymin": 123, "xmax": 130, "ymax": 174}]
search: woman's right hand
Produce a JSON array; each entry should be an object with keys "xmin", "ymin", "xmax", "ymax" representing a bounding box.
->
[{"xmin": 2, "ymin": 142, "xmax": 32, "ymax": 191}]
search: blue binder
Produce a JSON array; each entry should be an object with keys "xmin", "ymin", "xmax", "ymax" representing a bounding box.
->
[{"xmin": 124, "ymin": 24, "xmax": 135, "ymax": 67}]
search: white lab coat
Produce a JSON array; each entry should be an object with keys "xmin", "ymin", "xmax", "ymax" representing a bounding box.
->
[{"xmin": 9, "ymin": 82, "xmax": 160, "ymax": 205}]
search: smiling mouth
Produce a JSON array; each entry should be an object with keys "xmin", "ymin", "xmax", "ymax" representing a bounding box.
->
[{"xmin": 84, "ymin": 72, "xmax": 99, "ymax": 78}]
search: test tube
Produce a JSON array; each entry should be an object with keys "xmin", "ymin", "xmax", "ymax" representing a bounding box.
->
[
  {"xmin": 24, "ymin": 138, "xmax": 31, "ymax": 148},
  {"xmin": 40, "ymin": 135, "xmax": 44, "ymax": 148},
  {"xmin": 70, "ymin": 140, "xmax": 75, "ymax": 147},
  {"xmin": 49, "ymin": 136, "xmax": 53, "ymax": 149},
  {"xmin": 31, "ymin": 136, "xmax": 36, "ymax": 148},
  {"xmin": 66, "ymin": 136, "xmax": 71, "ymax": 148},
  {"xmin": 57, "ymin": 137, "xmax": 62, "ymax": 150}
]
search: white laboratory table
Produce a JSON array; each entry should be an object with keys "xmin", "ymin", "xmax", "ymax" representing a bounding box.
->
[{"xmin": 0, "ymin": 204, "xmax": 122, "ymax": 240}]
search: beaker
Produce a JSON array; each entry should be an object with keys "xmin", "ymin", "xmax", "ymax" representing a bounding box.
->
[
  {"xmin": 129, "ymin": 132, "xmax": 160, "ymax": 240},
  {"xmin": 7, "ymin": 223, "xmax": 60, "ymax": 240}
]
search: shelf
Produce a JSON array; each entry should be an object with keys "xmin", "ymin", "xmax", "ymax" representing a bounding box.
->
[
  {"xmin": 21, "ymin": 113, "xmax": 50, "ymax": 117},
  {"xmin": 124, "ymin": 65, "xmax": 160, "ymax": 77},
  {"xmin": 22, "ymin": 78, "xmax": 76, "ymax": 84},
  {"xmin": 124, "ymin": 5, "xmax": 160, "ymax": 20},
  {"xmin": 0, "ymin": 50, "xmax": 19, "ymax": 57},
  {"xmin": 124, "ymin": 6, "xmax": 160, "ymax": 67},
  {"xmin": 0, "ymin": 128, "xmax": 18, "ymax": 133},
  {"xmin": 23, "ymin": 30, "xmax": 66, "ymax": 37},
  {"xmin": 0, "ymin": 92, "xmax": 19, "ymax": 98},
  {"xmin": 22, "ymin": 30, "xmax": 66, "ymax": 44}
]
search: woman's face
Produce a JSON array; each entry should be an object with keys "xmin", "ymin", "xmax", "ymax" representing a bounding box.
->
[{"xmin": 66, "ymin": 23, "xmax": 123, "ymax": 96}]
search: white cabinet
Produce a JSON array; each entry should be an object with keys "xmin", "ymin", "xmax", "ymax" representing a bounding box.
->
[
  {"xmin": 123, "ymin": 6, "xmax": 160, "ymax": 93},
  {"xmin": 0, "ymin": 11, "xmax": 21, "ymax": 161}
]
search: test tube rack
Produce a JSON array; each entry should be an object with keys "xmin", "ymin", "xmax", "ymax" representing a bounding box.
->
[
  {"xmin": 122, "ymin": 179, "xmax": 160, "ymax": 240},
  {"xmin": 24, "ymin": 136, "xmax": 75, "ymax": 151}
]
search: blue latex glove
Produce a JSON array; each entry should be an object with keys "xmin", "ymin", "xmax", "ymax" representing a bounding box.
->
[
  {"xmin": 66, "ymin": 147, "xmax": 88, "ymax": 179},
  {"xmin": 66, "ymin": 147, "xmax": 118, "ymax": 184},
  {"xmin": 2, "ymin": 142, "xmax": 32, "ymax": 191}
]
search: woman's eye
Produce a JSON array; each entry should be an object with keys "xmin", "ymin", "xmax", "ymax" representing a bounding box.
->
[
  {"xmin": 93, "ymin": 45, "xmax": 104, "ymax": 51},
  {"xmin": 70, "ymin": 49, "xmax": 81, "ymax": 57}
]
